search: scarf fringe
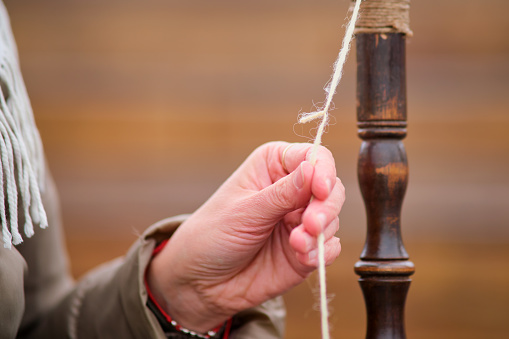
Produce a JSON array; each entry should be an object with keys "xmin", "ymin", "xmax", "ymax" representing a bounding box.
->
[{"xmin": 0, "ymin": 2, "xmax": 47, "ymax": 249}]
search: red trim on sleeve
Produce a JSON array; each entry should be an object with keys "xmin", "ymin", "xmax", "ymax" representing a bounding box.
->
[
  {"xmin": 223, "ymin": 318, "xmax": 233, "ymax": 338},
  {"xmin": 152, "ymin": 238, "xmax": 169, "ymax": 256}
]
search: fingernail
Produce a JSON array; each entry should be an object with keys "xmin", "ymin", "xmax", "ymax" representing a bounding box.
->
[
  {"xmin": 325, "ymin": 178, "xmax": 332, "ymax": 194},
  {"xmin": 317, "ymin": 213, "xmax": 327, "ymax": 231},
  {"xmin": 308, "ymin": 249, "xmax": 317, "ymax": 260},
  {"xmin": 304, "ymin": 235, "xmax": 313, "ymax": 252},
  {"xmin": 293, "ymin": 164, "xmax": 304, "ymax": 189}
]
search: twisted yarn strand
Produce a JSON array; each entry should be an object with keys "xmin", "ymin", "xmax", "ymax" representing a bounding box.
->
[{"xmin": 299, "ymin": 1, "xmax": 362, "ymax": 338}]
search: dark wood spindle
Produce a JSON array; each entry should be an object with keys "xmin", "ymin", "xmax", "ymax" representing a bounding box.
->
[{"xmin": 354, "ymin": 32, "xmax": 415, "ymax": 339}]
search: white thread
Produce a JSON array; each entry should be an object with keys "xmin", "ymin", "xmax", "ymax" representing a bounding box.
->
[
  {"xmin": 0, "ymin": 2, "xmax": 47, "ymax": 248},
  {"xmin": 300, "ymin": 0, "xmax": 361, "ymax": 130},
  {"xmin": 317, "ymin": 232, "xmax": 328, "ymax": 339},
  {"xmin": 298, "ymin": 1, "xmax": 362, "ymax": 338}
]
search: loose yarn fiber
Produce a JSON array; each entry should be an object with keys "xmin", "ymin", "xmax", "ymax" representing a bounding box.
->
[
  {"xmin": 0, "ymin": 2, "xmax": 48, "ymax": 249},
  {"xmin": 298, "ymin": 1, "xmax": 362, "ymax": 338}
]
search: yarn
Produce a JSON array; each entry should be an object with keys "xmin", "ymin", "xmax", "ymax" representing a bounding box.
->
[
  {"xmin": 298, "ymin": 1, "xmax": 362, "ymax": 338},
  {"xmin": 0, "ymin": 2, "xmax": 47, "ymax": 248},
  {"xmin": 300, "ymin": 0, "xmax": 362, "ymax": 163},
  {"xmin": 352, "ymin": 0, "xmax": 413, "ymax": 36}
]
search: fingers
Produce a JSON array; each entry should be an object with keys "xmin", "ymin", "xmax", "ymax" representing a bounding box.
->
[
  {"xmin": 273, "ymin": 143, "xmax": 336, "ymax": 201},
  {"xmin": 266, "ymin": 142, "xmax": 336, "ymax": 200},
  {"xmin": 252, "ymin": 161, "xmax": 315, "ymax": 218},
  {"xmin": 295, "ymin": 236, "xmax": 341, "ymax": 268},
  {"xmin": 282, "ymin": 208, "xmax": 306, "ymax": 229},
  {"xmin": 275, "ymin": 142, "xmax": 311, "ymax": 175},
  {"xmin": 289, "ymin": 217, "xmax": 339, "ymax": 254},
  {"xmin": 309, "ymin": 146, "xmax": 337, "ymax": 201},
  {"xmin": 302, "ymin": 177, "xmax": 346, "ymax": 237},
  {"xmin": 244, "ymin": 141, "xmax": 344, "ymax": 236}
]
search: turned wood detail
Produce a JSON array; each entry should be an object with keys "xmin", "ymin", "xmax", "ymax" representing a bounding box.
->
[{"xmin": 354, "ymin": 33, "xmax": 415, "ymax": 339}]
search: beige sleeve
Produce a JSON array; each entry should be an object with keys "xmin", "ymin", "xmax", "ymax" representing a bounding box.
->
[
  {"xmin": 230, "ymin": 297, "xmax": 286, "ymax": 338},
  {"xmin": 20, "ymin": 214, "xmax": 285, "ymax": 339},
  {"xmin": 15, "ymin": 171, "xmax": 74, "ymax": 338}
]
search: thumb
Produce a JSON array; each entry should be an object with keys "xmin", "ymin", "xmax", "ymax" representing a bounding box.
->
[{"xmin": 251, "ymin": 161, "xmax": 314, "ymax": 219}]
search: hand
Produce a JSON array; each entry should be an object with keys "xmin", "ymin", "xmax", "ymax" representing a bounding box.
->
[{"xmin": 146, "ymin": 141, "xmax": 345, "ymax": 333}]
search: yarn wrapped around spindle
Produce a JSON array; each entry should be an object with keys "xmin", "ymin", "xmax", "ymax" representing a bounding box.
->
[{"xmin": 352, "ymin": 0, "xmax": 413, "ymax": 36}]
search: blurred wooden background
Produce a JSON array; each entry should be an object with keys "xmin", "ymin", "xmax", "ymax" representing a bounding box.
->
[{"xmin": 4, "ymin": 0, "xmax": 509, "ymax": 338}]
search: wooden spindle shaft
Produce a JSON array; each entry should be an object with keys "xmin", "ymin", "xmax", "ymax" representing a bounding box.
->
[{"xmin": 354, "ymin": 33, "xmax": 414, "ymax": 339}]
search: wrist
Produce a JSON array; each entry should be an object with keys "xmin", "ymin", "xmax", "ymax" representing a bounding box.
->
[
  {"xmin": 146, "ymin": 278, "xmax": 231, "ymax": 338},
  {"xmin": 146, "ymin": 240, "xmax": 232, "ymax": 334}
]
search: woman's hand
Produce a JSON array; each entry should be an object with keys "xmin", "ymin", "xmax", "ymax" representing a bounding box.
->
[{"xmin": 146, "ymin": 141, "xmax": 345, "ymax": 333}]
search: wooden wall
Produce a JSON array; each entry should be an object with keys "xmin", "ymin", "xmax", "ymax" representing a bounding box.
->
[{"xmin": 4, "ymin": 0, "xmax": 509, "ymax": 337}]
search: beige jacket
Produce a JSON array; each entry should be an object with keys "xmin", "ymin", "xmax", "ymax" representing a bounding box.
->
[{"xmin": 0, "ymin": 171, "xmax": 285, "ymax": 338}]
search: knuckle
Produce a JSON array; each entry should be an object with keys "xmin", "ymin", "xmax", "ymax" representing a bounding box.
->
[
  {"xmin": 325, "ymin": 238, "xmax": 341, "ymax": 265},
  {"xmin": 271, "ymin": 181, "xmax": 292, "ymax": 209},
  {"xmin": 333, "ymin": 217, "xmax": 340, "ymax": 233},
  {"xmin": 336, "ymin": 178, "xmax": 346, "ymax": 200}
]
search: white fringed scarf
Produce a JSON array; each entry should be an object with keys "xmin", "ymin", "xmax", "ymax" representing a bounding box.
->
[{"xmin": 0, "ymin": 2, "xmax": 47, "ymax": 249}]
